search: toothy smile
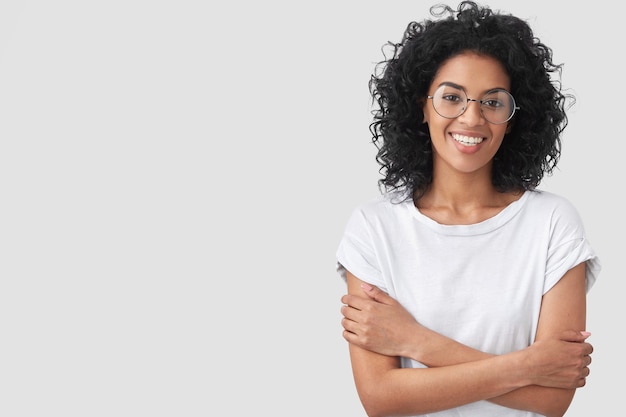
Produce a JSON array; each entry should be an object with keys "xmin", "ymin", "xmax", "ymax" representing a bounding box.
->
[{"xmin": 451, "ymin": 133, "xmax": 484, "ymax": 146}]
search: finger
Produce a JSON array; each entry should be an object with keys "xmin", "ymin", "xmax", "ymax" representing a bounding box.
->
[
  {"xmin": 342, "ymin": 328, "xmax": 363, "ymax": 345},
  {"xmin": 341, "ymin": 316, "xmax": 359, "ymax": 335},
  {"xmin": 559, "ymin": 329, "xmax": 591, "ymax": 343},
  {"xmin": 341, "ymin": 293, "xmax": 378, "ymax": 311},
  {"xmin": 340, "ymin": 304, "xmax": 362, "ymax": 322},
  {"xmin": 341, "ymin": 294, "xmax": 362, "ymax": 309},
  {"xmin": 361, "ymin": 282, "xmax": 395, "ymax": 305},
  {"xmin": 342, "ymin": 328, "xmax": 356, "ymax": 343}
]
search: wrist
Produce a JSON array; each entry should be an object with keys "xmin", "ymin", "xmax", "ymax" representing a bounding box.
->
[{"xmin": 404, "ymin": 323, "xmax": 438, "ymax": 363}]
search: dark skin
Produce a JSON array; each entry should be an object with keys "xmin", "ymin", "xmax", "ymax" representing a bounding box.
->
[
  {"xmin": 339, "ymin": 53, "xmax": 592, "ymax": 417},
  {"xmin": 341, "ymin": 265, "xmax": 591, "ymax": 417}
]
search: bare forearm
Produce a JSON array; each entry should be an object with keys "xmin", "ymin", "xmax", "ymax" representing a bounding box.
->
[
  {"xmin": 405, "ymin": 326, "xmax": 574, "ymax": 416},
  {"xmin": 489, "ymin": 385, "xmax": 574, "ymax": 417},
  {"xmin": 342, "ymin": 269, "xmax": 590, "ymax": 417},
  {"xmin": 356, "ymin": 348, "xmax": 531, "ymax": 417}
]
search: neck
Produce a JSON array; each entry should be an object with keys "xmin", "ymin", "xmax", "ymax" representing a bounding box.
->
[{"xmin": 415, "ymin": 172, "xmax": 521, "ymax": 225}]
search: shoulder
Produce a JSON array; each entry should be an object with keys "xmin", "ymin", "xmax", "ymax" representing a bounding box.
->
[
  {"xmin": 526, "ymin": 188, "xmax": 570, "ymax": 203},
  {"xmin": 350, "ymin": 190, "xmax": 411, "ymax": 219},
  {"xmin": 343, "ymin": 190, "xmax": 413, "ymax": 231},
  {"xmin": 524, "ymin": 189, "xmax": 587, "ymax": 235},
  {"xmin": 525, "ymin": 189, "xmax": 580, "ymax": 216}
]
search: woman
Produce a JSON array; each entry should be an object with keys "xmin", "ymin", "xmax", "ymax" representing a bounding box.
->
[{"xmin": 336, "ymin": 2, "xmax": 601, "ymax": 416}]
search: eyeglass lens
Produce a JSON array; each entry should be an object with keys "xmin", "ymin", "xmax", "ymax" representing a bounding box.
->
[{"xmin": 430, "ymin": 85, "xmax": 516, "ymax": 124}]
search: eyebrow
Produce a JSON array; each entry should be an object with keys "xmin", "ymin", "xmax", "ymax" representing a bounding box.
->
[
  {"xmin": 437, "ymin": 81, "xmax": 464, "ymax": 90},
  {"xmin": 436, "ymin": 81, "xmax": 510, "ymax": 94}
]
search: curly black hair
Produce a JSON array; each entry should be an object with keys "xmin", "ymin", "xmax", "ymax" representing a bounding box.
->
[{"xmin": 370, "ymin": 1, "xmax": 572, "ymax": 200}]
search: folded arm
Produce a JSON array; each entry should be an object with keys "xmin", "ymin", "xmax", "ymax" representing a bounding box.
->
[{"xmin": 341, "ymin": 263, "xmax": 591, "ymax": 417}]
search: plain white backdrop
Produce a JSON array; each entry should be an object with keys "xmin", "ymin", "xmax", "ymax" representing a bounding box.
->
[{"xmin": 0, "ymin": 1, "xmax": 618, "ymax": 416}]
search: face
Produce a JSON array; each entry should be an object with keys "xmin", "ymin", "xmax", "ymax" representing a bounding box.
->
[{"xmin": 423, "ymin": 52, "xmax": 511, "ymax": 177}]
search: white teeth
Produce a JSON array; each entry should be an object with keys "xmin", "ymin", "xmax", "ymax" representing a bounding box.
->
[{"xmin": 452, "ymin": 133, "xmax": 484, "ymax": 146}]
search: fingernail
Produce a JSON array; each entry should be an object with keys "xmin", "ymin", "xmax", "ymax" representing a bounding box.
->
[
  {"xmin": 360, "ymin": 282, "xmax": 373, "ymax": 291},
  {"xmin": 580, "ymin": 331, "xmax": 591, "ymax": 338}
]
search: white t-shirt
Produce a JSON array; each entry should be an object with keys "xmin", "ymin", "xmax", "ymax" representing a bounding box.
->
[{"xmin": 336, "ymin": 189, "xmax": 601, "ymax": 417}]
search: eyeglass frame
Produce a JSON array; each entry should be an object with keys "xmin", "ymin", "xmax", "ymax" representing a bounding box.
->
[{"xmin": 426, "ymin": 83, "xmax": 520, "ymax": 125}]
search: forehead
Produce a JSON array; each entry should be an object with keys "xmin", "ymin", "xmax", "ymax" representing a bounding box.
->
[{"xmin": 431, "ymin": 52, "xmax": 511, "ymax": 93}]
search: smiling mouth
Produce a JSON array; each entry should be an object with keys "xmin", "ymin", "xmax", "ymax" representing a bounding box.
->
[{"xmin": 451, "ymin": 133, "xmax": 484, "ymax": 146}]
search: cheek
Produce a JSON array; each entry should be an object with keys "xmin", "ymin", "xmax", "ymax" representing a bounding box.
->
[
  {"xmin": 493, "ymin": 124, "xmax": 509, "ymax": 142},
  {"xmin": 422, "ymin": 106, "xmax": 446, "ymax": 133},
  {"xmin": 422, "ymin": 102, "xmax": 445, "ymax": 128}
]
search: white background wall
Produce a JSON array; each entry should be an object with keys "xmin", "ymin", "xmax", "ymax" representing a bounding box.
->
[{"xmin": 0, "ymin": 1, "xmax": 617, "ymax": 415}]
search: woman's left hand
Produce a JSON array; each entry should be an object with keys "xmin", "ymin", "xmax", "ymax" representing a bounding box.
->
[{"xmin": 341, "ymin": 283, "xmax": 422, "ymax": 358}]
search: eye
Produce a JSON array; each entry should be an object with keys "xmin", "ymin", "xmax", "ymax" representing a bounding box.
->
[
  {"xmin": 482, "ymin": 99, "xmax": 504, "ymax": 109},
  {"xmin": 481, "ymin": 90, "xmax": 514, "ymax": 112},
  {"xmin": 441, "ymin": 93, "xmax": 463, "ymax": 103}
]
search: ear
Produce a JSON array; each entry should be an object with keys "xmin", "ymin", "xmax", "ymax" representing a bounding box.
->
[{"xmin": 419, "ymin": 98, "xmax": 428, "ymax": 124}]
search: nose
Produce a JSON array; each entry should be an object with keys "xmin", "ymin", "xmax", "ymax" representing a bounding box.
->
[{"xmin": 458, "ymin": 98, "xmax": 485, "ymax": 126}]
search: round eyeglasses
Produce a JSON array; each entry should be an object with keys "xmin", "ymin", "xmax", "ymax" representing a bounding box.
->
[{"xmin": 427, "ymin": 84, "xmax": 520, "ymax": 124}]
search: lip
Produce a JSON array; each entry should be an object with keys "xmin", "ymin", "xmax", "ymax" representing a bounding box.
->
[
  {"xmin": 451, "ymin": 132, "xmax": 485, "ymax": 145},
  {"xmin": 449, "ymin": 132, "xmax": 486, "ymax": 153}
]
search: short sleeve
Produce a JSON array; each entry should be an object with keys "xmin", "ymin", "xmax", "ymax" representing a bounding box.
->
[
  {"xmin": 543, "ymin": 199, "xmax": 601, "ymax": 294},
  {"xmin": 335, "ymin": 207, "xmax": 387, "ymax": 291},
  {"xmin": 544, "ymin": 238, "xmax": 600, "ymax": 294}
]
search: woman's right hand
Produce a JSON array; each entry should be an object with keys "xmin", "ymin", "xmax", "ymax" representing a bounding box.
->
[{"xmin": 341, "ymin": 279, "xmax": 593, "ymax": 391}]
